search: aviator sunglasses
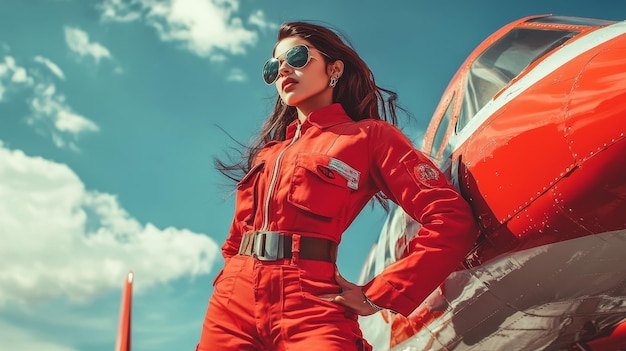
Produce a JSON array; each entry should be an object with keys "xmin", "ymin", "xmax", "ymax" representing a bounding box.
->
[{"xmin": 262, "ymin": 44, "xmax": 328, "ymax": 85}]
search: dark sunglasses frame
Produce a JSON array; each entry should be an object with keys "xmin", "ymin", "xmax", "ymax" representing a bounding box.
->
[{"xmin": 262, "ymin": 44, "xmax": 328, "ymax": 85}]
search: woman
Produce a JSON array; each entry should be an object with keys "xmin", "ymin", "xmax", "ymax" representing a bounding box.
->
[{"xmin": 197, "ymin": 21, "xmax": 479, "ymax": 351}]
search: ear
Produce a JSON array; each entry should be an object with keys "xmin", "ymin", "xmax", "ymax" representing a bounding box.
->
[{"xmin": 328, "ymin": 60, "xmax": 344, "ymax": 78}]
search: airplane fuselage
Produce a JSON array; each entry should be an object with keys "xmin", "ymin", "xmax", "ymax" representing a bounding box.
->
[{"xmin": 359, "ymin": 15, "xmax": 626, "ymax": 351}]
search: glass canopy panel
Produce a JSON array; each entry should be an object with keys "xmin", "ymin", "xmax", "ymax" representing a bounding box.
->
[{"xmin": 456, "ymin": 27, "xmax": 578, "ymax": 133}]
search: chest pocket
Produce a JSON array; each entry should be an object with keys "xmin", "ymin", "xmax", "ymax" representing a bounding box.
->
[{"xmin": 288, "ymin": 153, "xmax": 352, "ymax": 218}]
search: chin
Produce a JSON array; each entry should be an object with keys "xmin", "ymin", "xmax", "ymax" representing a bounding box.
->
[{"xmin": 283, "ymin": 98, "xmax": 301, "ymax": 107}]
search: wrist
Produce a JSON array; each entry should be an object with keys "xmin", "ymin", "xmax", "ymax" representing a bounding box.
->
[{"xmin": 363, "ymin": 294, "xmax": 383, "ymax": 312}]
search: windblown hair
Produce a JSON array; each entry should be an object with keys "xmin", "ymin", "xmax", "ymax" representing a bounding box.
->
[{"xmin": 215, "ymin": 21, "xmax": 406, "ymax": 209}]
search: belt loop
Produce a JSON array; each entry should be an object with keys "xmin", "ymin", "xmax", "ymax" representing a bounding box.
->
[{"xmin": 291, "ymin": 234, "xmax": 300, "ymax": 265}]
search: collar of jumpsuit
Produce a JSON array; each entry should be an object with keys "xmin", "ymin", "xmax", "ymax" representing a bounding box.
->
[{"xmin": 285, "ymin": 103, "xmax": 351, "ymax": 139}]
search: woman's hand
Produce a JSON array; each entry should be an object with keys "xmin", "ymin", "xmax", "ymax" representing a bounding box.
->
[{"xmin": 318, "ymin": 270, "xmax": 382, "ymax": 316}]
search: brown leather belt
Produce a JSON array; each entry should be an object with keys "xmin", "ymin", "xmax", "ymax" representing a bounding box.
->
[{"xmin": 238, "ymin": 231, "xmax": 337, "ymax": 262}]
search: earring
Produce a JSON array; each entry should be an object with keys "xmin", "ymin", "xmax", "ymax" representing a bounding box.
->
[
  {"xmin": 280, "ymin": 99, "xmax": 286, "ymax": 106},
  {"xmin": 329, "ymin": 76, "xmax": 339, "ymax": 88}
]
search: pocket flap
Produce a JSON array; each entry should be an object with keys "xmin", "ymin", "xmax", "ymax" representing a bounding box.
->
[{"xmin": 237, "ymin": 162, "xmax": 265, "ymax": 187}]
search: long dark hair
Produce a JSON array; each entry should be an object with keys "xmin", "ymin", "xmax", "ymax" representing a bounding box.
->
[{"xmin": 215, "ymin": 21, "xmax": 406, "ymax": 209}]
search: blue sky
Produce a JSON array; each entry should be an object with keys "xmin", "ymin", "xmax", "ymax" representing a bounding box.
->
[{"xmin": 1, "ymin": 1, "xmax": 624, "ymax": 350}]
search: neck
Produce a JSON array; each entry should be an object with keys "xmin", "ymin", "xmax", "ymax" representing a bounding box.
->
[
  {"xmin": 296, "ymin": 109, "xmax": 308, "ymax": 123},
  {"xmin": 295, "ymin": 89, "xmax": 334, "ymax": 123}
]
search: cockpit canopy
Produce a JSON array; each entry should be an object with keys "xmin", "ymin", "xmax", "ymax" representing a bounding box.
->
[
  {"xmin": 428, "ymin": 15, "xmax": 615, "ymax": 165},
  {"xmin": 457, "ymin": 27, "xmax": 578, "ymax": 132}
]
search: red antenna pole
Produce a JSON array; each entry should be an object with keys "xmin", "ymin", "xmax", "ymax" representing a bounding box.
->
[{"xmin": 114, "ymin": 271, "xmax": 133, "ymax": 351}]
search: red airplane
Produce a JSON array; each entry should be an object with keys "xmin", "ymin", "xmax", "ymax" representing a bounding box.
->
[{"xmin": 358, "ymin": 14, "xmax": 626, "ymax": 351}]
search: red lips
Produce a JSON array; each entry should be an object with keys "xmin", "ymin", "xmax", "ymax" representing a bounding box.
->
[{"xmin": 281, "ymin": 77, "xmax": 297, "ymax": 91}]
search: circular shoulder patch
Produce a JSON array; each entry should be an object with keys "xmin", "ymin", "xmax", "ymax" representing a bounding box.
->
[{"xmin": 415, "ymin": 163, "xmax": 446, "ymax": 187}]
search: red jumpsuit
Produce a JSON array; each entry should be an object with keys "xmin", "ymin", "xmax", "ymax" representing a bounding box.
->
[{"xmin": 197, "ymin": 103, "xmax": 478, "ymax": 350}]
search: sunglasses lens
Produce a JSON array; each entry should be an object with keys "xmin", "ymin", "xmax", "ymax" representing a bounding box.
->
[
  {"xmin": 262, "ymin": 45, "xmax": 311, "ymax": 84},
  {"xmin": 285, "ymin": 45, "xmax": 309, "ymax": 68},
  {"xmin": 262, "ymin": 58, "xmax": 279, "ymax": 84}
]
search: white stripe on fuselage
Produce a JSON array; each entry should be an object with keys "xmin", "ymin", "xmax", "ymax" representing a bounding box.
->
[{"xmin": 449, "ymin": 20, "xmax": 626, "ymax": 151}]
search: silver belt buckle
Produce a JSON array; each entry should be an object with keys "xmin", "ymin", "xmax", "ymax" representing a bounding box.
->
[{"xmin": 253, "ymin": 231, "xmax": 283, "ymax": 261}]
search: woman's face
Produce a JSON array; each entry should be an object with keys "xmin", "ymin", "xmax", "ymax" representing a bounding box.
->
[{"xmin": 272, "ymin": 37, "xmax": 333, "ymax": 114}]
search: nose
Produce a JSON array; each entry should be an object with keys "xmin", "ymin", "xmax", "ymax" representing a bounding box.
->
[{"xmin": 278, "ymin": 59, "xmax": 292, "ymax": 78}]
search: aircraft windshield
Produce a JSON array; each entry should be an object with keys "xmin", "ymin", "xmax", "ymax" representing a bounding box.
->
[
  {"xmin": 430, "ymin": 94, "xmax": 454, "ymax": 163},
  {"xmin": 457, "ymin": 27, "xmax": 578, "ymax": 132},
  {"xmin": 526, "ymin": 15, "xmax": 614, "ymax": 26}
]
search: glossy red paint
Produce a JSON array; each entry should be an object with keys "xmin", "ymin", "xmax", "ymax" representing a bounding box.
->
[
  {"xmin": 359, "ymin": 14, "xmax": 626, "ymax": 351},
  {"xmin": 457, "ymin": 25, "xmax": 626, "ymax": 245},
  {"xmin": 584, "ymin": 320, "xmax": 626, "ymax": 350}
]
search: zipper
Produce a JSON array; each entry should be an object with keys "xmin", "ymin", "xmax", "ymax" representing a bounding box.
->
[{"xmin": 260, "ymin": 122, "xmax": 302, "ymax": 231}]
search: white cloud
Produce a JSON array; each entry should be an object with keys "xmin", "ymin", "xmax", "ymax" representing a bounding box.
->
[
  {"xmin": 11, "ymin": 65, "xmax": 30, "ymax": 83},
  {"xmin": 99, "ymin": 0, "xmax": 271, "ymax": 60},
  {"xmin": 27, "ymin": 82, "xmax": 100, "ymax": 151},
  {"xmin": 0, "ymin": 56, "xmax": 35, "ymax": 102},
  {"xmin": 226, "ymin": 67, "xmax": 245, "ymax": 82},
  {"xmin": 34, "ymin": 56, "xmax": 66, "ymax": 80},
  {"xmin": 64, "ymin": 26, "xmax": 112, "ymax": 64},
  {"xmin": 0, "ymin": 142, "xmax": 220, "ymax": 306},
  {"xmin": 99, "ymin": 0, "xmax": 144, "ymax": 22},
  {"xmin": 1, "ymin": 55, "xmax": 99, "ymax": 149},
  {"xmin": 247, "ymin": 9, "xmax": 275, "ymax": 32}
]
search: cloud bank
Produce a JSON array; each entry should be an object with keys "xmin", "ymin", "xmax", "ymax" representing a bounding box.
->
[{"xmin": 0, "ymin": 142, "xmax": 219, "ymax": 307}]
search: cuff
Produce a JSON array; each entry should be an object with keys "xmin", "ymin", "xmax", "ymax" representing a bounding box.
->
[{"xmin": 362, "ymin": 276, "xmax": 419, "ymax": 317}]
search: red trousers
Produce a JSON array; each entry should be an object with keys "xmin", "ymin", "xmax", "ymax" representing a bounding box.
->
[{"xmin": 197, "ymin": 255, "xmax": 372, "ymax": 351}]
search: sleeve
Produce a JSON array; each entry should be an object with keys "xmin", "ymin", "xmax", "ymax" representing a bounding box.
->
[
  {"xmin": 221, "ymin": 217, "xmax": 245, "ymax": 260},
  {"xmin": 221, "ymin": 161, "xmax": 266, "ymax": 260},
  {"xmin": 361, "ymin": 121, "xmax": 479, "ymax": 317}
]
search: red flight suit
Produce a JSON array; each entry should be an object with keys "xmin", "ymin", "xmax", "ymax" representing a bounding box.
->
[{"xmin": 197, "ymin": 103, "xmax": 478, "ymax": 350}]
